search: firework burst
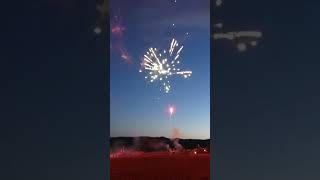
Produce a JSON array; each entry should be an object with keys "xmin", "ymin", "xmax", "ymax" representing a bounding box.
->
[{"xmin": 139, "ymin": 38, "xmax": 192, "ymax": 93}]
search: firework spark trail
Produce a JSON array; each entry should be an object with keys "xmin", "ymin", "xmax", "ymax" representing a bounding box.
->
[
  {"xmin": 213, "ymin": 31, "xmax": 262, "ymax": 40},
  {"xmin": 213, "ymin": 0, "xmax": 263, "ymax": 52},
  {"xmin": 139, "ymin": 38, "xmax": 192, "ymax": 93},
  {"xmin": 109, "ymin": 12, "xmax": 134, "ymax": 64},
  {"xmin": 111, "ymin": 43, "xmax": 133, "ymax": 64}
]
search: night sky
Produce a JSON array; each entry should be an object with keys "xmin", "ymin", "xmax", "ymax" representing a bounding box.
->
[
  {"xmin": 2, "ymin": 1, "xmax": 108, "ymax": 179},
  {"xmin": 110, "ymin": 0, "xmax": 210, "ymax": 139}
]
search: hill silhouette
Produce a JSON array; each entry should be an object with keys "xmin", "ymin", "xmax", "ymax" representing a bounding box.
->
[{"xmin": 110, "ymin": 136, "xmax": 210, "ymax": 152}]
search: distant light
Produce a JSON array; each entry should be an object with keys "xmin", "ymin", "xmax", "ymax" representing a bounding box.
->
[
  {"xmin": 172, "ymin": 23, "xmax": 175, "ymax": 26},
  {"xmin": 214, "ymin": 23, "xmax": 223, "ymax": 28},
  {"xmin": 251, "ymin": 41, "xmax": 258, "ymax": 46},
  {"xmin": 216, "ymin": 0, "xmax": 223, "ymax": 7},
  {"xmin": 168, "ymin": 105, "xmax": 176, "ymax": 116},
  {"xmin": 237, "ymin": 43, "xmax": 247, "ymax": 52},
  {"xmin": 94, "ymin": 27, "xmax": 102, "ymax": 34}
]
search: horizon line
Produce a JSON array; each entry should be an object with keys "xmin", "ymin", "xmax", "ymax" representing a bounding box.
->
[{"xmin": 110, "ymin": 136, "xmax": 210, "ymax": 140}]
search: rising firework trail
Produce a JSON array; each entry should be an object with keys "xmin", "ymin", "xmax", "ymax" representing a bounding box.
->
[
  {"xmin": 168, "ymin": 105, "xmax": 176, "ymax": 121},
  {"xmin": 139, "ymin": 38, "xmax": 192, "ymax": 93},
  {"xmin": 169, "ymin": 107, "xmax": 174, "ymax": 116}
]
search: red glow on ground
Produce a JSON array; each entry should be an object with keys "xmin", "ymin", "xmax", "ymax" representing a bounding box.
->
[{"xmin": 110, "ymin": 151, "xmax": 210, "ymax": 179}]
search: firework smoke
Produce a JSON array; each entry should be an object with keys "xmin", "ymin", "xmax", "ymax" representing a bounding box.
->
[
  {"xmin": 170, "ymin": 128, "xmax": 184, "ymax": 152},
  {"xmin": 171, "ymin": 128, "xmax": 181, "ymax": 139},
  {"xmin": 139, "ymin": 38, "xmax": 192, "ymax": 93}
]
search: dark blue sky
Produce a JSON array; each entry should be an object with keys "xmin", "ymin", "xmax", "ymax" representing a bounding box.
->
[
  {"xmin": 213, "ymin": 0, "xmax": 320, "ymax": 179},
  {"xmin": 110, "ymin": 0, "xmax": 210, "ymax": 139}
]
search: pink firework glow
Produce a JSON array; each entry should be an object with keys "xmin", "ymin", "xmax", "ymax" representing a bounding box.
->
[
  {"xmin": 112, "ymin": 25, "xmax": 126, "ymax": 35},
  {"xmin": 110, "ymin": 13, "xmax": 133, "ymax": 64},
  {"xmin": 111, "ymin": 15, "xmax": 126, "ymax": 36},
  {"xmin": 119, "ymin": 48, "xmax": 132, "ymax": 63},
  {"xmin": 111, "ymin": 44, "xmax": 132, "ymax": 64}
]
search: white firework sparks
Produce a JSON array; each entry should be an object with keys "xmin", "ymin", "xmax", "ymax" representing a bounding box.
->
[{"xmin": 139, "ymin": 38, "xmax": 192, "ymax": 93}]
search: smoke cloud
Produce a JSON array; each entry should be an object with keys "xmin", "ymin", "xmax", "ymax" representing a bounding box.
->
[{"xmin": 170, "ymin": 128, "xmax": 184, "ymax": 152}]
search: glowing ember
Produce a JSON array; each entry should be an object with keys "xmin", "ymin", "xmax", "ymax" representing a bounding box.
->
[
  {"xmin": 167, "ymin": 105, "xmax": 176, "ymax": 117},
  {"xmin": 169, "ymin": 107, "xmax": 174, "ymax": 114}
]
